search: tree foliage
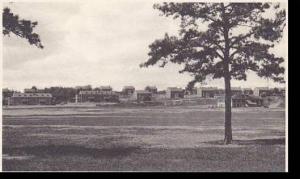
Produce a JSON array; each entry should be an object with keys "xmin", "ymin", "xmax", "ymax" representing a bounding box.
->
[
  {"xmin": 141, "ymin": 3, "xmax": 286, "ymax": 89},
  {"xmin": 3, "ymin": 7, "xmax": 44, "ymax": 48}
]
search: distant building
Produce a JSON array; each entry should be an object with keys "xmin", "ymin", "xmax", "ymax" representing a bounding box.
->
[
  {"xmin": 99, "ymin": 86, "xmax": 112, "ymax": 92},
  {"xmin": 278, "ymin": 87, "xmax": 285, "ymax": 97},
  {"xmin": 185, "ymin": 87, "xmax": 197, "ymax": 95},
  {"xmin": 254, "ymin": 87, "xmax": 271, "ymax": 97},
  {"xmin": 166, "ymin": 87, "xmax": 184, "ymax": 99},
  {"xmin": 145, "ymin": 86, "xmax": 158, "ymax": 94},
  {"xmin": 78, "ymin": 90, "xmax": 119, "ymax": 103},
  {"xmin": 24, "ymin": 88, "xmax": 36, "ymax": 93},
  {"xmin": 122, "ymin": 86, "xmax": 135, "ymax": 96},
  {"xmin": 155, "ymin": 90, "xmax": 167, "ymax": 99},
  {"xmin": 243, "ymin": 88, "xmax": 253, "ymax": 95},
  {"xmin": 131, "ymin": 90, "xmax": 152, "ymax": 102},
  {"xmin": 231, "ymin": 94, "xmax": 246, "ymax": 108},
  {"xmin": 75, "ymin": 85, "xmax": 92, "ymax": 90},
  {"xmin": 24, "ymin": 88, "xmax": 44, "ymax": 93},
  {"xmin": 2, "ymin": 88, "xmax": 14, "ymax": 105},
  {"xmin": 232, "ymin": 94, "xmax": 263, "ymax": 108},
  {"xmin": 9, "ymin": 93, "xmax": 52, "ymax": 105},
  {"xmin": 197, "ymin": 87, "xmax": 219, "ymax": 98},
  {"xmin": 216, "ymin": 96, "xmax": 225, "ymax": 108},
  {"xmin": 231, "ymin": 87, "xmax": 243, "ymax": 96}
]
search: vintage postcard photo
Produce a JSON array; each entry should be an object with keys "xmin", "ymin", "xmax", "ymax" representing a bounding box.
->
[{"xmin": 1, "ymin": 0, "xmax": 287, "ymax": 172}]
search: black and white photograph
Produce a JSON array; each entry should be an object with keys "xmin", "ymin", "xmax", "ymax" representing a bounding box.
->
[{"xmin": 1, "ymin": 0, "xmax": 287, "ymax": 172}]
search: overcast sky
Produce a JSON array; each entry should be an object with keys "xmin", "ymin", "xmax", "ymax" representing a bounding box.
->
[{"xmin": 3, "ymin": 1, "xmax": 287, "ymax": 91}]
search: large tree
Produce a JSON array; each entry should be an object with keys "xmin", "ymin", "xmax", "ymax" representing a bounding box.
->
[
  {"xmin": 3, "ymin": 7, "xmax": 43, "ymax": 48},
  {"xmin": 141, "ymin": 3, "xmax": 286, "ymax": 144}
]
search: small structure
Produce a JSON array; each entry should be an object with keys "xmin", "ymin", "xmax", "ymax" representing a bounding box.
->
[
  {"xmin": 78, "ymin": 90, "xmax": 119, "ymax": 103},
  {"xmin": 145, "ymin": 86, "xmax": 158, "ymax": 94},
  {"xmin": 166, "ymin": 87, "xmax": 184, "ymax": 99},
  {"xmin": 122, "ymin": 86, "xmax": 135, "ymax": 96},
  {"xmin": 254, "ymin": 87, "xmax": 271, "ymax": 97},
  {"xmin": 197, "ymin": 87, "xmax": 219, "ymax": 98},
  {"xmin": 131, "ymin": 90, "xmax": 152, "ymax": 102},
  {"xmin": 9, "ymin": 93, "xmax": 52, "ymax": 105}
]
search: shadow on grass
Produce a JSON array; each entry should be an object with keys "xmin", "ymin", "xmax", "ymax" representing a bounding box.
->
[
  {"xmin": 205, "ymin": 138, "xmax": 285, "ymax": 146},
  {"xmin": 3, "ymin": 145, "xmax": 141, "ymax": 158}
]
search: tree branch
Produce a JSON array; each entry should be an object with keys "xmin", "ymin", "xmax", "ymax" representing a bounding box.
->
[{"xmin": 229, "ymin": 31, "xmax": 254, "ymax": 48}]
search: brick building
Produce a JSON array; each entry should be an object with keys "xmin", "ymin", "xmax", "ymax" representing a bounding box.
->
[
  {"xmin": 78, "ymin": 90, "xmax": 119, "ymax": 103},
  {"xmin": 9, "ymin": 93, "xmax": 52, "ymax": 105}
]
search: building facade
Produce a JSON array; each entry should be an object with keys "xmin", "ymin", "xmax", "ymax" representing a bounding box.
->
[
  {"xmin": 9, "ymin": 93, "xmax": 52, "ymax": 105},
  {"xmin": 122, "ymin": 86, "xmax": 135, "ymax": 96},
  {"xmin": 99, "ymin": 86, "xmax": 113, "ymax": 92},
  {"xmin": 131, "ymin": 90, "xmax": 152, "ymax": 102},
  {"xmin": 231, "ymin": 87, "xmax": 243, "ymax": 96},
  {"xmin": 78, "ymin": 90, "xmax": 119, "ymax": 103},
  {"xmin": 242, "ymin": 88, "xmax": 254, "ymax": 95},
  {"xmin": 166, "ymin": 87, "xmax": 184, "ymax": 99},
  {"xmin": 197, "ymin": 87, "xmax": 219, "ymax": 98},
  {"xmin": 254, "ymin": 87, "xmax": 271, "ymax": 97},
  {"xmin": 145, "ymin": 86, "xmax": 158, "ymax": 94}
]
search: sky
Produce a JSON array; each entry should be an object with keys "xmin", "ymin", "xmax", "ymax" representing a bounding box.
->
[{"xmin": 2, "ymin": 0, "xmax": 287, "ymax": 91}]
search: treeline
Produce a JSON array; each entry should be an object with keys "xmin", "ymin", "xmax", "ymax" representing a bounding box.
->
[{"xmin": 43, "ymin": 87, "xmax": 78, "ymax": 104}]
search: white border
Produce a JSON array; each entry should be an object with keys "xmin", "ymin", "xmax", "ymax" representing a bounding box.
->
[{"xmin": 0, "ymin": 0, "xmax": 288, "ymax": 172}]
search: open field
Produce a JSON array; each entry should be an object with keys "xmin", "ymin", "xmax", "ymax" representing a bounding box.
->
[{"xmin": 2, "ymin": 105, "xmax": 285, "ymax": 171}]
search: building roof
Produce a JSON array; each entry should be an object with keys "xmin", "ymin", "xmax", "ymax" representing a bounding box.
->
[
  {"xmin": 135, "ymin": 90, "xmax": 152, "ymax": 94},
  {"xmin": 75, "ymin": 85, "xmax": 92, "ymax": 89},
  {"xmin": 24, "ymin": 88, "xmax": 37, "ymax": 92},
  {"xmin": 231, "ymin": 87, "xmax": 242, "ymax": 91},
  {"xmin": 122, "ymin": 86, "xmax": 135, "ymax": 91},
  {"xmin": 12, "ymin": 93, "xmax": 52, "ymax": 98},
  {"xmin": 199, "ymin": 87, "xmax": 218, "ymax": 91},
  {"xmin": 243, "ymin": 88, "xmax": 253, "ymax": 91},
  {"xmin": 145, "ymin": 86, "xmax": 157, "ymax": 89},
  {"xmin": 167, "ymin": 87, "xmax": 184, "ymax": 92},
  {"xmin": 2, "ymin": 88, "xmax": 10, "ymax": 92},
  {"xmin": 254, "ymin": 87, "xmax": 269, "ymax": 90},
  {"xmin": 79, "ymin": 90, "xmax": 117, "ymax": 95},
  {"xmin": 99, "ymin": 86, "xmax": 112, "ymax": 90},
  {"xmin": 157, "ymin": 90, "xmax": 166, "ymax": 94}
]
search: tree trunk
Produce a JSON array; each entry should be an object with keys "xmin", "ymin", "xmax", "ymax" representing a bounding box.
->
[
  {"xmin": 224, "ymin": 73, "xmax": 232, "ymax": 144},
  {"xmin": 221, "ymin": 2, "xmax": 233, "ymax": 144}
]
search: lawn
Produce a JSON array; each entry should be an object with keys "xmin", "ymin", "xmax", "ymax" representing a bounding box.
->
[{"xmin": 2, "ymin": 105, "xmax": 285, "ymax": 171}]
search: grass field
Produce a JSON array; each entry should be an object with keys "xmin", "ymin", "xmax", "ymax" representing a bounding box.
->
[{"xmin": 2, "ymin": 105, "xmax": 285, "ymax": 172}]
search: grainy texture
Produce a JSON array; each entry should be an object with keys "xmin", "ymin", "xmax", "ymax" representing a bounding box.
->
[{"xmin": 2, "ymin": 106, "xmax": 285, "ymax": 171}]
